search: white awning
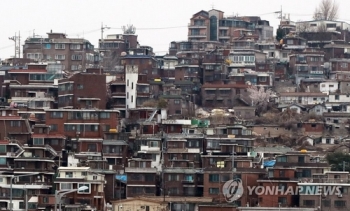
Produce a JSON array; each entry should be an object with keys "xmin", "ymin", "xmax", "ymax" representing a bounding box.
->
[{"xmin": 29, "ymin": 196, "xmax": 38, "ymax": 202}]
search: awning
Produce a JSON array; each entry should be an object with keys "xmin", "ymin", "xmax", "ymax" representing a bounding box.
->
[{"xmin": 29, "ymin": 196, "xmax": 38, "ymax": 203}]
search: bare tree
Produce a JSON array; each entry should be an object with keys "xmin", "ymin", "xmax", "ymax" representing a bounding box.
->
[
  {"xmin": 247, "ymin": 86, "xmax": 274, "ymax": 115},
  {"xmin": 313, "ymin": 0, "xmax": 339, "ymax": 21}
]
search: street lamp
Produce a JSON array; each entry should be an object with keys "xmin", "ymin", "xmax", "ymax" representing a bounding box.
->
[{"xmin": 54, "ymin": 185, "xmax": 88, "ymax": 211}]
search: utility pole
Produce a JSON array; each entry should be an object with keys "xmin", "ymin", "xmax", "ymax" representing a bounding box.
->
[
  {"xmin": 100, "ymin": 22, "xmax": 110, "ymax": 75},
  {"xmin": 280, "ymin": 6, "xmax": 283, "ymax": 24},
  {"xmin": 8, "ymin": 32, "xmax": 21, "ymax": 59}
]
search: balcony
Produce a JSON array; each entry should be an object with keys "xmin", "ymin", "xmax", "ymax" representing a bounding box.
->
[
  {"xmin": 6, "ymin": 138, "xmax": 25, "ymax": 158},
  {"xmin": 188, "ymin": 33, "xmax": 207, "ymax": 38},
  {"xmin": 111, "ymin": 92, "xmax": 126, "ymax": 98},
  {"xmin": 188, "ymin": 23, "xmax": 207, "ymax": 29},
  {"xmin": 140, "ymin": 145, "xmax": 160, "ymax": 152},
  {"xmin": 182, "ymin": 179, "xmax": 194, "ymax": 184}
]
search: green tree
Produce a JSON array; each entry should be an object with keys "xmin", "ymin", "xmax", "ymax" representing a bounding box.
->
[{"xmin": 326, "ymin": 152, "xmax": 350, "ymax": 171}]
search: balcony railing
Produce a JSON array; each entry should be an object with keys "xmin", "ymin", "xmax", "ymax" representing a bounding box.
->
[{"xmin": 299, "ymin": 178, "xmax": 350, "ymax": 184}]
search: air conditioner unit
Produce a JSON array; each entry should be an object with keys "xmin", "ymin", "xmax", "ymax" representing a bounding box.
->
[{"xmin": 172, "ymin": 157, "xmax": 177, "ymax": 160}]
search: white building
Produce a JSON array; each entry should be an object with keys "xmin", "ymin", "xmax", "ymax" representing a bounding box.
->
[
  {"xmin": 296, "ymin": 20, "xmax": 350, "ymax": 32},
  {"xmin": 125, "ymin": 65, "xmax": 138, "ymax": 118},
  {"xmin": 319, "ymin": 81, "xmax": 339, "ymax": 94},
  {"xmin": 328, "ymin": 93, "xmax": 350, "ymax": 103},
  {"xmin": 278, "ymin": 92, "xmax": 328, "ymax": 105}
]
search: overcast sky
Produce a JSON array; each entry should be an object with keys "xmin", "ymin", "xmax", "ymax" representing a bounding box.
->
[{"xmin": 1, "ymin": 0, "xmax": 350, "ymax": 59}]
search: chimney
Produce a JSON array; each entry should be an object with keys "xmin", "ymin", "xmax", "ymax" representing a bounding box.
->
[{"xmin": 50, "ymin": 29, "xmax": 52, "ymax": 33}]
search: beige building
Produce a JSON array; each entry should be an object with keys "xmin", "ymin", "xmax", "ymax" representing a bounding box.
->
[
  {"xmin": 112, "ymin": 197, "xmax": 213, "ymax": 211},
  {"xmin": 23, "ymin": 31, "xmax": 97, "ymax": 71}
]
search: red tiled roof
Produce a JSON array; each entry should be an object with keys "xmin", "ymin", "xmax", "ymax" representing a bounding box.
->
[
  {"xmin": 32, "ymin": 134, "xmax": 66, "ymax": 139},
  {"xmin": 202, "ymin": 83, "xmax": 249, "ymax": 89},
  {"xmin": 9, "ymin": 69, "xmax": 47, "ymax": 73}
]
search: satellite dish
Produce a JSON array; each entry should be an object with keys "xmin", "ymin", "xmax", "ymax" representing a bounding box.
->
[{"xmin": 121, "ymin": 52, "xmax": 127, "ymax": 56}]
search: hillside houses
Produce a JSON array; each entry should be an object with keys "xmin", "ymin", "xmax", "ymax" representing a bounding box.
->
[{"xmin": 1, "ymin": 6, "xmax": 350, "ymax": 211}]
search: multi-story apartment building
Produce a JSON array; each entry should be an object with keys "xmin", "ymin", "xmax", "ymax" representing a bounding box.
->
[
  {"xmin": 298, "ymin": 171, "xmax": 350, "ymax": 211},
  {"xmin": 54, "ymin": 167, "xmax": 105, "ymax": 211},
  {"xmin": 289, "ymin": 49, "xmax": 325, "ymax": 83},
  {"xmin": 23, "ymin": 32, "xmax": 96, "ymax": 71},
  {"xmin": 45, "ymin": 109, "xmax": 119, "ymax": 162},
  {"xmin": 201, "ymin": 83, "xmax": 250, "ymax": 107},
  {"xmin": 278, "ymin": 92, "xmax": 328, "ymax": 105},
  {"xmin": 58, "ymin": 72, "xmax": 106, "ymax": 109},
  {"xmin": 188, "ymin": 10, "xmax": 262, "ymax": 43},
  {"xmin": 125, "ymin": 159, "xmax": 158, "ymax": 197},
  {"xmin": 0, "ymin": 115, "xmax": 31, "ymax": 141}
]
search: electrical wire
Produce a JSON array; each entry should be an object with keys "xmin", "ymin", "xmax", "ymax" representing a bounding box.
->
[
  {"xmin": 110, "ymin": 26, "xmax": 187, "ymax": 30},
  {"xmin": 0, "ymin": 45, "xmax": 15, "ymax": 51}
]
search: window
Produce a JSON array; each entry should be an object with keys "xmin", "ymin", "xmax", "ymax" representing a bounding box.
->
[
  {"xmin": 54, "ymin": 54, "xmax": 66, "ymax": 60},
  {"xmin": 149, "ymin": 141, "xmax": 159, "ymax": 147},
  {"xmin": 0, "ymin": 145, "xmax": 6, "ymax": 153},
  {"xmin": 100, "ymin": 112, "xmax": 110, "ymax": 119},
  {"xmin": 278, "ymin": 183, "xmax": 287, "ymax": 191},
  {"xmin": 50, "ymin": 124, "xmax": 58, "ymax": 131},
  {"xmin": 279, "ymin": 170, "xmax": 285, "ymax": 177},
  {"xmin": 87, "ymin": 144, "xmax": 97, "ymax": 152},
  {"xmin": 298, "ymin": 156, "xmax": 305, "ymax": 163},
  {"xmin": 278, "ymin": 197, "xmax": 287, "ymax": 205},
  {"xmin": 71, "ymin": 55, "xmax": 82, "ymax": 60},
  {"xmin": 78, "ymin": 183, "xmax": 91, "ymax": 194},
  {"xmin": 221, "ymin": 174, "xmax": 230, "ymax": 182},
  {"xmin": 259, "ymin": 77, "xmax": 267, "ymax": 82},
  {"xmin": 44, "ymin": 44, "xmax": 51, "ymax": 49},
  {"xmin": 174, "ymin": 100, "xmax": 180, "ymax": 104},
  {"xmin": 10, "ymin": 121, "xmax": 21, "ymax": 127},
  {"xmin": 27, "ymin": 53, "xmax": 42, "ymax": 59},
  {"xmin": 209, "ymin": 188, "xmax": 219, "ymax": 194},
  {"xmin": 70, "ymin": 44, "xmax": 81, "ymax": 50},
  {"xmin": 303, "ymin": 200, "xmax": 315, "ymax": 206},
  {"xmin": 323, "ymin": 200, "xmax": 331, "ymax": 207},
  {"xmin": 335, "ymin": 95, "xmax": 340, "ymax": 100},
  {"xmin": 168, "ymin": 174, "xmax": 179, "ymax": 181},
  {"xmin": 19, "ymin": 202, "xmax": 25, "ymax": 209},
  {"xmin": 302, "ymin": 169, "xmax": 311, "ymax": 177},
  {"xmin": 131, "ymin": 82, "xmax": 133, "ymax": 89},
  {"xmin": 276, "ymin": 156, "xmax": 287, "ymax": 162},
  {"xmin": 65, "ymin": 172, "xmax": 73, "ymax": 178},
  {"xmin": 61, "ymin": 183, "xmax": 72, "ymax": 189},
  {"xmin": 33, "ymin": 138, "xmax": 44, "ymax": 145},
  {"xmin": 334, "ymin": 200, "xmax": 346, "ymax": 208},
  {"xmin": 209, "ymin": 174, "xmax": 219, "ymax": 182},
  {"xmin": 51, "ymin": 111, "xmax": 63, "ymax": 118},
  {"xmin": 231, "ymin": 129, "xmax": 239, "ymax": 135},
  {"xmin": 77, "ymin": 84, "xmax": 84, "ymax": 89},
  {"xmin": 55, "ymin": 44, "xmax": 65, "ymax": 49}
]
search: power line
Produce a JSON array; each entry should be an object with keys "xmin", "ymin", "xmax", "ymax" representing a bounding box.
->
[
  {"xmin": 110, "ymin": 26, "xmax": 187, "ymax": 30},
  {"xmin": 0, "ymin": 45, "xmax": 15, "ymax": 51}
]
